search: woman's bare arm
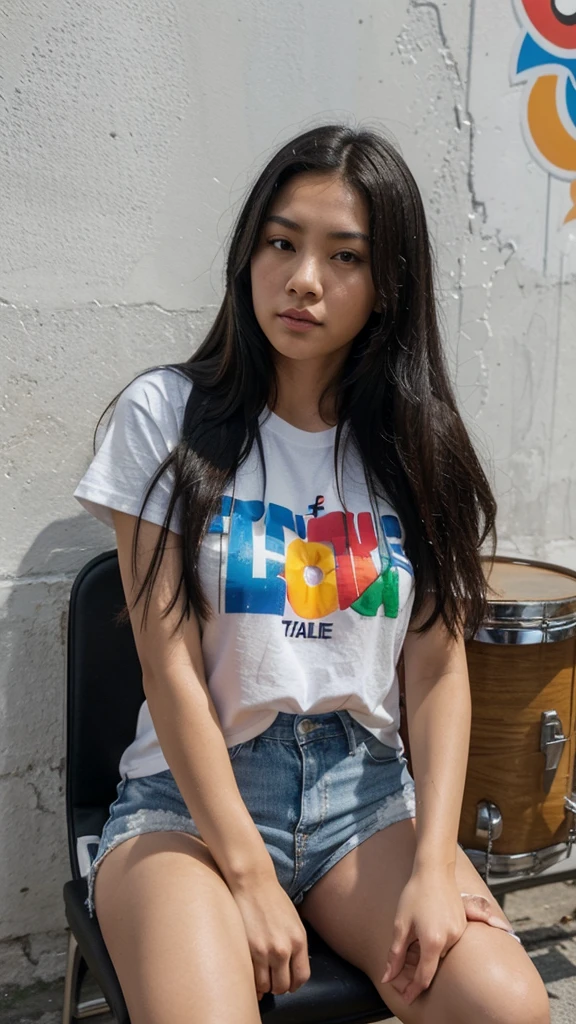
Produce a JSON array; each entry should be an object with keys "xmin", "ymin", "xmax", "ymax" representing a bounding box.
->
[
  {"xmin": 379, "ymin": 601, "xmax": 473, "ymax": 1001},
  {"xmin": 112, "ymin": 509, "xmax": 275, "ymax": 888},
  {"xmin": 111, "ymin": 509, "xmax": 311, "ymax": 998},
  {"xmin": 401, "ymin": 598, "xmax": 471, "ymax": 873}
]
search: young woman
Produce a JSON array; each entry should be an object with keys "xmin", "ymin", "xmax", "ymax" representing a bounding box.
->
[{"xmin": 74, "ymin": 124, "xmax": 550, "ymax": 1024}]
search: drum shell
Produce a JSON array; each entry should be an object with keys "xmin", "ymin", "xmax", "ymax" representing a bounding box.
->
[{"xmin": 459, "ymin": 636, "xmax": 576, "ymax": 855}]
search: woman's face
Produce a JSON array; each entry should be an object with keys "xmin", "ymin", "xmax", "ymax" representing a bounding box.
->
[{"xmin": 250, "ymin": 172, "xmax": 379, "ymax": 367}]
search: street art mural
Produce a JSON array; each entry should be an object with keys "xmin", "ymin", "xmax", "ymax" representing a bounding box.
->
[{"xmin": 512, "ymin": 0, "xmax": 576, "ymax": 223}]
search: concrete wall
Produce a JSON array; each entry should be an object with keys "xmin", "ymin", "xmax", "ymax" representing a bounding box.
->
[{"xmin": 1, "ymin": 0, "xmax": 574, "ymax": 987}]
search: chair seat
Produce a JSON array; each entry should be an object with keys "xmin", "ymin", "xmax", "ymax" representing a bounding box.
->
[{"xmin": 63, "ymin": 878, "xmax": 392, "ymax": 1023}]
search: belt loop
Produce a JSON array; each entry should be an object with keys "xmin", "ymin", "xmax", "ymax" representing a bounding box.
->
[{"xmin": 335, "ymin": 711, "xmax": 357, "ymax": 755}]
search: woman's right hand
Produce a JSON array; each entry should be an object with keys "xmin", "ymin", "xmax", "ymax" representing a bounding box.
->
[{"xmin": 230, "ymin": 873, "xmax": 311, "ymax": 1000}]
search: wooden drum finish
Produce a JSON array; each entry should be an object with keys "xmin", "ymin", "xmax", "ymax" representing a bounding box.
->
[{"xmin": 460, "ymin": 557, "xmax": 576, "ymax": 878}]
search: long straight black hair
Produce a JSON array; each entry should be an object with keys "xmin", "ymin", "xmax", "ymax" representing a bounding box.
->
[{"xmin": 97, "ymin": 124, "xmax": 497, "ymax": 639}]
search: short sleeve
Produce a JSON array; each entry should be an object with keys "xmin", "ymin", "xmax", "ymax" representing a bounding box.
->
[{"xmin": 73, "ymin": 369, "xmax": 191, "ymax": 533}]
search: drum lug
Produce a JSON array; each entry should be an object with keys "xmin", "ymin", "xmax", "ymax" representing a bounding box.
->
[
  {"xmin": 475, "ymin": 800, "xmax": 503, "ymax": 842},
  {"xmin": 565, "ymin": 795, "xmax": 576, "ymax": 815},
  {"xmin": 540, "ymin": 711, "xmax": 567, "ymax": 793},
  {"xmin": 566, "ymin": 796, "xmax": 576, "ymax": 853}
]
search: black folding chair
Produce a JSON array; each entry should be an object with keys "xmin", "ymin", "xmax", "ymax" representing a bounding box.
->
[{"xmin": 62, "ymin": 550, "xmax": 393, "ymax": 1023}]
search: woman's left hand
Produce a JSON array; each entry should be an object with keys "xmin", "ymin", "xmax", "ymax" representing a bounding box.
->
[{"xmin": 380, "ymin": 869, "xmax": 509, "ymax": 1004}]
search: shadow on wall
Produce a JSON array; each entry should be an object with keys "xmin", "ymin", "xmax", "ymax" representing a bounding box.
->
[{"xmin": 0, "ymin": 513, "xmax": 113, "ymax": 960}]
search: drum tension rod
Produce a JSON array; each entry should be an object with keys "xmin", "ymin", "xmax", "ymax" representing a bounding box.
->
[{"xmin": 540, "ymin": 711, "xmax": 567, "ymax": 794}]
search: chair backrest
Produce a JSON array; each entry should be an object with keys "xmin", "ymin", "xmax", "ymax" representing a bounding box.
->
[{"xmin": 66, "ymin": 549, "xmax": 144, "ymax": 878}]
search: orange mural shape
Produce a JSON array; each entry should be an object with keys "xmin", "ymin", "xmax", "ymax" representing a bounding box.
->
[
  {"xmin": 527, "ymin": 74, "xmax": 576, "ymax": 171},
  {"xmin": 564, "ymin": 180, "xmax": 576, "ymax": 222}
]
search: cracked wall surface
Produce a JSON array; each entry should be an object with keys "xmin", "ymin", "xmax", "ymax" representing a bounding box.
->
[{"xmin": 1, "ymin": 0, "xmax": 575, "ymax": 988}]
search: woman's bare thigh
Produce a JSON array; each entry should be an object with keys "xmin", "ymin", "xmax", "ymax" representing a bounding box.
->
[
  {"xmin": 94, "ymin": 831, "xmax": 261, "ymax": 1024},
  {"xmin": 299, "ymin": 818, "xmax": 549, "ymax": 1024}
]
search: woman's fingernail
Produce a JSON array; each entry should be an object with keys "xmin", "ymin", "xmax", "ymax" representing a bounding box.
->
[{"xmin": 488, "ymin": 915, "xmax": 513, "ymax": 931}]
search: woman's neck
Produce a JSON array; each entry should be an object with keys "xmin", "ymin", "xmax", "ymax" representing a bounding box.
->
[{"xmin": 270, "ymin": 354, "xmax": 342, "ymax": 431}]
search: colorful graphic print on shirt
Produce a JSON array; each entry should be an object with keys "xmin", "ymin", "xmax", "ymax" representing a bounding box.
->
[{"xmin": 208, "ymin": 496, "xmax": 413, "ymax": 621}]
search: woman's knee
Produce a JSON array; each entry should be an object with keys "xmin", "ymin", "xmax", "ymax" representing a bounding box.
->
[
  {"xmin": 464, "ymin": 971, "xmax": 549, "ymax": 1024},
  {"xmin": 442, "ymin": 925, "xmax": 550, "ymax": 1024}
]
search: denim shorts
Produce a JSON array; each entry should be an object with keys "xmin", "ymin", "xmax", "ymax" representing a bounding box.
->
[{"xmin": 87, "ymin": 710, "xmax": 416, "ymax": 916}]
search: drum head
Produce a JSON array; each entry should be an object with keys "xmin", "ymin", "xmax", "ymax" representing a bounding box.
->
[
  {"xmin": 485, "ymin": 559, "xmax": 576, "ymax": 603},
  {"xmin": 479, "ymin": 556, "xmax": 576, "ymax": 641}
]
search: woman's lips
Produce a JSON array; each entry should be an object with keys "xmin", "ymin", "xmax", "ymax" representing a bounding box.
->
[{"xmin": 278, "ymin": 314, "xmax": 321, "ymax": 332}]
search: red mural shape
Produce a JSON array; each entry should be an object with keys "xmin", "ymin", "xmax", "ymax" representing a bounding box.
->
[{"xmin": 519, "ymin": 0, "xmax": 576, "ymax": 49}]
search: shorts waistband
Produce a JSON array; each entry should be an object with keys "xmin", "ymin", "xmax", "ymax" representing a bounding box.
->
[{"xmin": 261, "ymin": 711, "xmax": 363, "ymax": 754}]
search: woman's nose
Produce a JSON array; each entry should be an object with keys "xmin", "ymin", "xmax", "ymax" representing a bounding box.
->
[{"xmin": 285, "ymin": 255, "xmax": 323, "ymax": 297}]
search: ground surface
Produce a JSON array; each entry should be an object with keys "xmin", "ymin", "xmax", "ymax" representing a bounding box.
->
[{"xmin": 2, "ymin": 880, "xmax": 576, "ymax": 1023}]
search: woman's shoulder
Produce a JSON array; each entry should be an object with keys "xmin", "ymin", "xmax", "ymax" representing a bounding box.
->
[
  {"xmin": 118, "ymin": 365, "xmax": 193, "ymax": 418},
  {"xmin": 91, "ymin": 365, "xmax": 194, "ymax": 456}
]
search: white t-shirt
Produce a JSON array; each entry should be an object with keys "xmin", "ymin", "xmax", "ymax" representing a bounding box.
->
[{"xmin": 74, "ymin": 367, "xmax": 416, "ymax": 778}]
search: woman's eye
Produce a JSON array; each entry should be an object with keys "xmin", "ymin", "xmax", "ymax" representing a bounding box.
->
[
  {"xmin": 334, "ymin": 251, "xmax": 360, "ymax": 263},
  {"xmin": 268, "ymin": 238, "xmax": 294, "ymax": 251},
  {"xmin": 266, "ymin": 240, "xmax": 361, "ymax": 263}
]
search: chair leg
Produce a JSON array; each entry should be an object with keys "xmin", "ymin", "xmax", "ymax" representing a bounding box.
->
[
  {"xmin": 62, "ymin": 932, "xmax": 82, "ymax": 1024},
  {"xmin": 75, "ymin": 995, "xmax": 111, "ymax": 1019},
  {"xmin": 62, "ymin": 932, "xmax": 110, "ymax": 1022}
]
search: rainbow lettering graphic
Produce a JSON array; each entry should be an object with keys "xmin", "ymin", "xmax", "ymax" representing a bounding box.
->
[
  {"xmin": 512, "ymin": 0, "xmax": 576, "ymax": 222},
  {"xmin": 208, "ymin": 497, "xmax": 413, "ymax": 620}
]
